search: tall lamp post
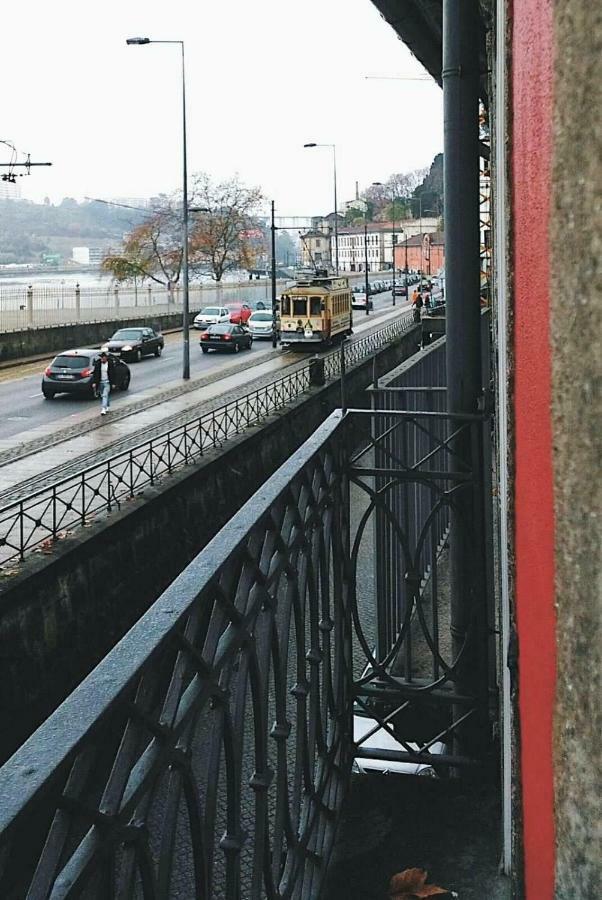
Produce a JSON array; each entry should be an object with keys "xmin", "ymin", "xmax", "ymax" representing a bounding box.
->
[
  {"xmin": 303, "ymin": 143, "xmax": 339, "ymax": 275},
  {"xmin": 363, "ymin": 220, "xmax": 370, "ymax": 315},
  {"xmin": 127, "ymin": 36, "xmax": 191, "ymax": 379}
]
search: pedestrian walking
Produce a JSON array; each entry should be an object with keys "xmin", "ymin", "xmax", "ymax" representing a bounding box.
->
[
  {"xmin": 424, "ymin": 290, "xmax": 431, "ymax": 311},
  {"xmin": 412, "ymin": 291, "xmax": 424, "ymax": 323},
  {"xmin": 92, "ymin": 351, "xmax": 117, "ymax": 416}
]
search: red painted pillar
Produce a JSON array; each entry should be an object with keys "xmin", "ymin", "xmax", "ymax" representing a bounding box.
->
[{"xmin": 511, "ymin": 1, "xmax": 557, "ymax": 897}]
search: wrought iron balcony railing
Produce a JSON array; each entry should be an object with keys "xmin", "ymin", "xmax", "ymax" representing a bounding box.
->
[{"xmin": 0, "ymin": 392, "xmax": 493, "ymax": 898}]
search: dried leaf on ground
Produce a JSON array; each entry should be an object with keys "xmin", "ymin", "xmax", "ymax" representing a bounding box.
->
[{"xmin": 389, "ymin": 867, "xmax": 451, "ymax": 899}]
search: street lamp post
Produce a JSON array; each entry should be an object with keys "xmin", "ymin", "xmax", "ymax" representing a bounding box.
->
[
  {"xmin": 364, "ymin": 221, "xmax": 370, "ymax": 315},
  {"xmin": 303, "ymin": 143, "xmax": 338, "ymax": 275},
  {"xmin": 127, "ymin": 36, "xmax": 191, "ymax": 380}
]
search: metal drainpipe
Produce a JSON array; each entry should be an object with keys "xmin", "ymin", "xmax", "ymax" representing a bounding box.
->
[{"xmin": 443, "ymin": 0, "xmax": 488, "ymax": 762}]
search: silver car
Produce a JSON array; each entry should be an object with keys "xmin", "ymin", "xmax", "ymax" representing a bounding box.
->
[{"xmin": 248, "ymin": 310, "xmax": 278, "ymax": 339}]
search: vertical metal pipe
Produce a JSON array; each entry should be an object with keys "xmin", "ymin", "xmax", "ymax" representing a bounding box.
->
[
  {"xmin": 333, "ymin": 146, "xmax": 339, "ymax": 275},
  {"xmin": 271, "ymin": 200, "xmax": 278, "ymax": 348},
  {"xmin": 364, "ymin": 222, "xmax": 370, "ymax": 315},
  {"xmin": 181, "ymin": 41, "xmax": 190, "ymax": 380},
  {"xmin": 443, "ymin": 0, "xmax": 488, "ymax": 761}
]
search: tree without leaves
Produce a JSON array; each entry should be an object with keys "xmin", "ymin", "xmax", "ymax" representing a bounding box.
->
[
  {"xmin": 102, "ymin": 174, "xmax": 264, "ymax": 286},
  {"xmin": 102, "ymin": 202, "xmax": 184, "ymax": 287},
  {"xmin": 189, "ymin": 173, "xmax": 264, "ymax": 281}
]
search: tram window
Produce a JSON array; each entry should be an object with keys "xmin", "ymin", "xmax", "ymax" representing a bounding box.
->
[
  {"xmin": 293, "ymin": 297, "xmax": 307, "ymax": 317},
  {"xmin": 281, "ymin": 295, "xmax": 290, "ymax": 316},
  {"xmin": 310, "ymin": 296, "xmax": 322, "ymax": 316}
]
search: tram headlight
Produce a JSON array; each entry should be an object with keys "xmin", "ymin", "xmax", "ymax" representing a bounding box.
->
[{"xmin": 304, "ymin": 326, "xmax": 313, "ymax": 339}]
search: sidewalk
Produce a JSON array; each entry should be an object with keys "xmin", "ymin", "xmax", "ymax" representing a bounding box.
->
[{"xmin": 0, "ymin": 303, "xmax": 408, "ymax": 502}]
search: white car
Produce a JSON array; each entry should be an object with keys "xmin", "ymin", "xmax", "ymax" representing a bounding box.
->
[
  {"xmin": 193, "ymin": 306, "xmax": 230, "ymax": 330},
  {"xmin": 353, "ymin": 715, "xmax": 445, "ymax": 776},
  {"xmin": 351, "ymin": 290, "xmax": 373, "ymax": 310},
  {"xmin": 248, "ymin": 310, "xmax": 278, "ymax": 339}
]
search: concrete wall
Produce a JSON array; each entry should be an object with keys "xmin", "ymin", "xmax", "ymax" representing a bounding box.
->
[
  {"xmin": 550, "ymin": 3, "xmax": 601, "ymax": 896},
  {"xmin": 0, "ymin": 311, "xmax": 190, "ymax": 363},
  {"xmin": 0, "ymin": 326, "xmax": 421, "ymax": 762}
]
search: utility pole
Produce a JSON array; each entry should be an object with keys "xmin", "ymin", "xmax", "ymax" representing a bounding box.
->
[
  {"xmin": 364, "ymin": 221, "xmax": 370, "ymax": 315},
  {"xmin": 271, "ymin": 200, "xmax": 278, "ymax": 348}
]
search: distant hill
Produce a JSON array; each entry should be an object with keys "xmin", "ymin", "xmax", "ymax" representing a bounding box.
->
[
  {"xmin": 0, "ymin": 198, "xmax": 146, "ymax": 265},
  {"xmin": 412, "ymin": 153, "xmax": 443, "ymax": 217}
]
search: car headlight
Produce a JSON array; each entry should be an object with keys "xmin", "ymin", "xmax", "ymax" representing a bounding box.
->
[{"xmin": 122, "ymin": 345, "xmax": 132, "ymax": 351}]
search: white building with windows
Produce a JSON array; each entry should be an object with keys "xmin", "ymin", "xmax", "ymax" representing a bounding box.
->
[{"xmin": 334, "ymin": 218, "xmax": 439, "ymax": 272}]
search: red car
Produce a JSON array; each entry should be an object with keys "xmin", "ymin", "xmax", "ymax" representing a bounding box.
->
[{"xmin": 227, "ymin": 303, "xmax": 252, "ymax": 325}]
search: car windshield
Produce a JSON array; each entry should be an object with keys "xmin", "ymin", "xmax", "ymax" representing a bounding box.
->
[
  {"xmin": 111, "ymin": 329, "xmax": 143, "ymax": 340},
  {"xmin": 208, "ymin": 325, "xmax": 232, "ymax": 334},
  {"xmin": 201, "ymin": 307, "xmax": 221, "ymax": 315},
  {"xmin": 251, "ymin": 313, "xmax": 272, "ymax": 321},
  {"xmin": 52, "ymin": 355, "xmax": 90, "ymax": 369}
]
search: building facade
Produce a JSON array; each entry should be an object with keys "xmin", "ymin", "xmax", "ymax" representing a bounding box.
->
[
  {"xmin": 335, "ymin": 219, "xmax": 440, "ymax": 272},
  {"xmin": 393, "ymin": 231, "xmax": 445, "ymax": 274},
  {"xmin": 299, "ymin": 229, "xmax": 332, "ymax": 268}
]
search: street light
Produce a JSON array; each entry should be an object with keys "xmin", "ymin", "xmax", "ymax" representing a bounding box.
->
[
  {"xmin": 303, "ymin": 143, "xmax": 339, "ymax": 275},
  {"xmin": 363, "ymin": 219, "xmax": 370, "ymax": 315},
  {"xmin": 372, "ymin": 182, "xmax": 403, "ymax": 307},
  {"xmin": 127, "ymin": 36, "xmax": 191, "ymax": 379}
]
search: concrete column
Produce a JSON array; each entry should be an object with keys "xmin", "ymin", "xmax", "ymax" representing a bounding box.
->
[{"xmin": 26, "ymin": 285, "xmax": 33, "ymax": 327}]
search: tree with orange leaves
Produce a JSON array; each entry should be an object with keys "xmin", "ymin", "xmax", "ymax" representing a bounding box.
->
[{"xmin": 102, "ymin": 174, "xmax": 264, "ymax": 287}]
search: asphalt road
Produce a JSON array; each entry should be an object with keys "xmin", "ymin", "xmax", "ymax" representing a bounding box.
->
[{"xmin": 0, "ymin": 290, "xmax": 407, "ymax": 441}]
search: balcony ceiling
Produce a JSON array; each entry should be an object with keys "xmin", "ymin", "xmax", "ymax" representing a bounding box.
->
[{"xmin": 370, "ymin": 0, "xmax": 491, "ymax": 104}]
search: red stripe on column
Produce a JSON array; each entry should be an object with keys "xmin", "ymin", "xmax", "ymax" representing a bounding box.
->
[{"xmin": 511, "ymin": 1, "xmax": 557, "ymax": 897}]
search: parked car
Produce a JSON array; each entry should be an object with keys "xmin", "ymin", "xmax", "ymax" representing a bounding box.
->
[
  {"xmin": 392, "ymin": 283, "xmax": 407, "ymax": 296},
  {"xmin": 193, "ymin": 306, "xmax": 230, "ymax": 330},
  {"xmin": 351, "ymin": 290, "xmax": 374, "ymax": 310},
  {"xmin": 42, "ymin": 349, "xmax": 130, "ymax": 399},
  {"xmin": 102, "ymin": 327, "xmax": 163, "ymax": 362},
  {"xmin": 249, "ymin": 299, "xmax": 269, "ymax": 312},
  {"xmin": 200, "ymin": 323, "xmax": 253, "ymax": 353},
  {"xmin": 352, "ymin": 715, "xmax": 445, "ymax": 776},
  {"xmin": 227, "ymin": 303, "xmax": 253, "ymax": 325},
  {"xmin": 248, "ymin": 310, "xmax": 278, "ymax": 339}
]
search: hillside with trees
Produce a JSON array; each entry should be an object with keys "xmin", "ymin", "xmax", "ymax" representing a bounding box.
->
[
  {"xmin": 344, "ymin": 154, "xmax": 444, "ymax": 225},
  {"xmin": 0, "ymin": 198, "xmax": 145, "ymax": 265}
]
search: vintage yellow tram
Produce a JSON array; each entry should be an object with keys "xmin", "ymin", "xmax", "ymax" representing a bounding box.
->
[{"xmin": 279, "ymin": 272, "xmax": 352, "ymax": 348}]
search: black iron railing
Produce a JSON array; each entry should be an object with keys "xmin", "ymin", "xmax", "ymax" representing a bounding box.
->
[
  {"xmin": 0, "ymin": 412, "xmax": 354, "ymax": 899},
  {"xmin": 0, "ymin": 313, "xmax": 414, "ymax": 567},
  {"xmin": 0, "ymin": 397, "xmax": 493, "ymax": 898}
]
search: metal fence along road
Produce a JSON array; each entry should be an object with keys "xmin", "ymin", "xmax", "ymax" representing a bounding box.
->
[
  {"xmin": 0, "ymin": 313, "xmax": 415, "ymax": 567},
  {"xmin": 0, "ymin": 272, "xmax": 374, "ymax": 332},
  {"xmin": 0, "ymin": 280, "xmax": 283, "ymax": 332}
]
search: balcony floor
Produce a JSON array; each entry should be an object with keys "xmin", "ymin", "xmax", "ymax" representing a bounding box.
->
[{"xmin": 324, "ymin": 773, "xmax": 512, "ymax": 899}]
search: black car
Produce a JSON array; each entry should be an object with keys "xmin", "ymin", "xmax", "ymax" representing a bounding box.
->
[
  {"xmin": 102, "ymin": 327, "xmax": 164, "ymax": 362},
  {"xmin": 200, "ymin": 323, "xmax": 253, "ymax": 353},
  {"xmin": 42, "ymin": 349, "xmax": 131, "ymax": 399}
]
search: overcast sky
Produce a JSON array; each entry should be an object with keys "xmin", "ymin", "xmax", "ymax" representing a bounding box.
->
[{"xmin": 2, "ymin": 0, "xmax": 442, "ymax": 215}]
